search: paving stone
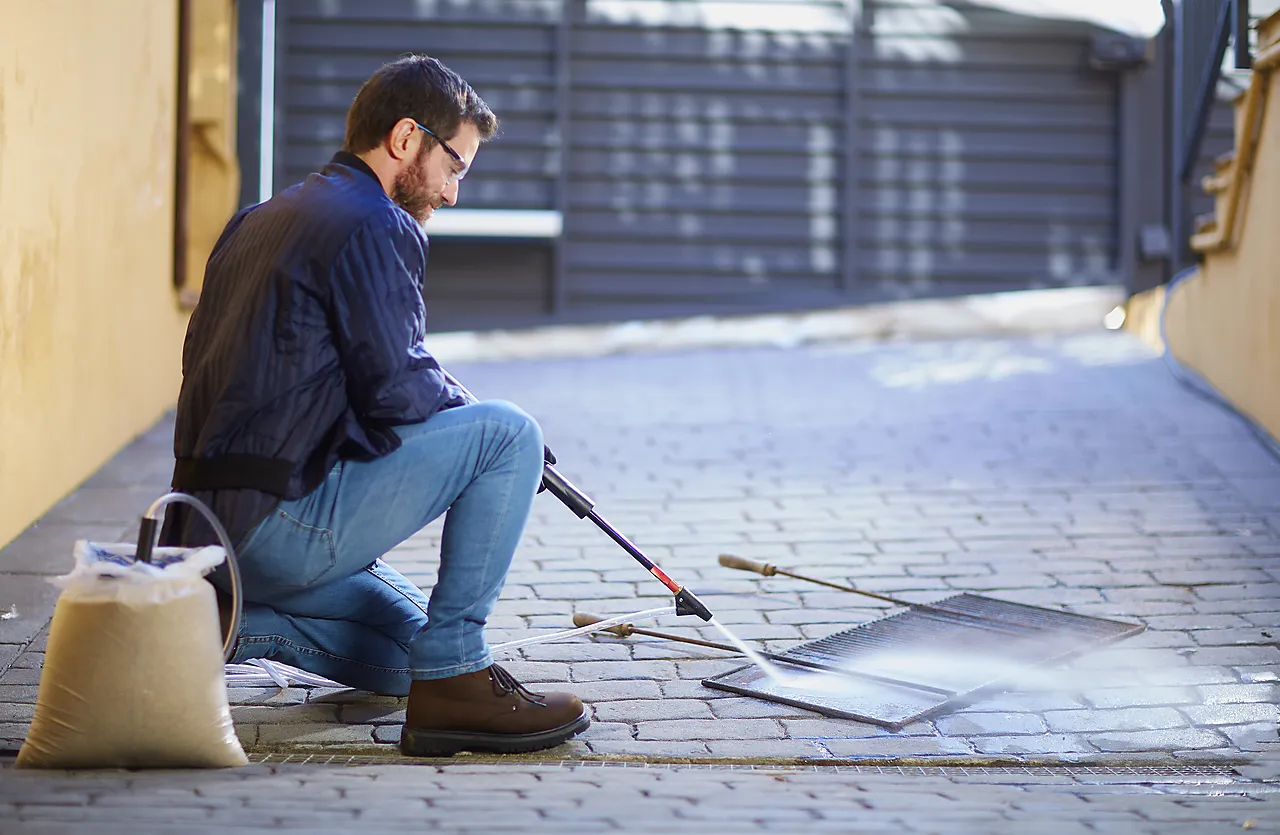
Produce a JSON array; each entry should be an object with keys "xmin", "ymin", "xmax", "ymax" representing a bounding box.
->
[
  {"xmin": 371, "ymin": 725, "xmax": 402, "ymax": 745},
  {"xmin": 570, "ymin": 661, "xmax": 677, "ymax": 682},
  {"xmin": 674, "ymin": 659, "xmax": 744, "ymax": 679},
  {"xmin": 338, "ymin": 704, "xmax": 406, "ymax": 725},
  {"xmin": 0, "ymin": 722, "xmax": 30, "ymax": 742},
  {"xmin": 1180, "ymin": 646, "xmax": 1280, "ymax": 666},
  {"xmin": 578, "ymin": 722, "xmax": 632, "ymax": 740},
  {"xmin": 702, "ymin": 739, "xmax": 830, "ymax": 759},
  {"xmin": 305, "ymin": 689, "xmax": 402, "ymax": 706},
  {"xmin": 824, "ymin": 736, "xmax": 974, "ymax": 757},
  {"xmin": 635, "ymin": 719, "xmax": 783, "ymax": 741},
  {"xmin": 1136, "ymin": 667, "xmax": 1239, "ymax": 687},
  {"xmin": 658, "ymin": 680, "xmax": 735, "ymax": 700},
  {"xmin": 11, "ymin": 652, "xmax": 44, "ymax": 669},
  {"xmin": 974, "ymin": 691, "xmax": 1089, "ymax": 712},
  {"xmin": 1181, "ymin": 703, "xmax": 1280, "ymax": 726},
  {"xmin": 1189, "ymin": 627, "xmax": 1279, "ymax": 647},
  {"xmin": 569, "ymin": 679, "xmax": 664, "ymax": 702},
  {"xmin": 764, "ymin": 609, "xmax": 875, "ymax": 625},
  {"xmin": 0, "ymin": 575, "xmax": 61, "ymax": 646},
  {"xmin": 0, "ymin": 686, "xmax": 39, "ymax": 705},
  {"xmin": 0, "ymin": 667, "xmax": 41, "ymax": 685},
  {"xmin": 585, "ymin": 740, "xmax": 711, "ymax": 757},
  {"xmin": 1081, "ymin": 687, "xmax": 1199, "ymax": 709},
  {"xmin": 0, "ymin": 703, "xmax": 35, "ymax": 723},
  {"xmin": 226, "ymin": 687, "xmax": 310, "ymax": 706},
  {"xmin": 708, "ymin": 699, "xmax": 813, "ymax": 720},
  {"xmin": 229, "ymin": 704, "xmax": 340, "ymax": 725},
  {"xmin": 1217, "ymin": 722, "xmax": 1280, "ymax": 750},
  {"xmin": 1195, "ymin": 583, "xmax": 1280, "ymax": 602},
  {"xmin": 532, "ymin": 583, "xmax": 640, "ymax": 600},
  {"xmin": 592, "ymin": 699, "xmax": 714, "ymax": 722},
  {"xmin": 1089, "ymin": 729, "xmax": 1227, "ymax": 752},
  {"xmin": 935, "ymin": 712, "xmax": 1048, "ymax": 736},
  {"xmin": 778, "ymin": 717, "xmax": 890, "ymax": 737},
  {"xmin": 235, "ymin": 723, "xmax": 258, "ymax": 748},
  {"xmin": 255, "ymin": 723, "xmax": 376, "ymax": 746},
  {"xmin": 1196, "ymin": 682, "xmax": 1280, "ymax": 704},
  {"xmin": 1043, "ymin": 708, "xmax": 1188, "ymax": 733},
  {"xmin": 1143, "ymin": 614, "xmax": 1250, "ymax": 630},
  {"xmin": 630, "ymin": 643, "xmax": 725, "ymax": 661},
  {"xmin": 517, "ymin": 642, "xmax": 633, "ymax": 662},
  {"xmin": 971, "ymin": 734, "xmax": 1097, "ymax": 756}
]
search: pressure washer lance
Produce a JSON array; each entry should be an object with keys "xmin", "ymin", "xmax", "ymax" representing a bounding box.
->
[{"xmin": 441, "ymin": 370, "xmax": 713, "ymax": 622}]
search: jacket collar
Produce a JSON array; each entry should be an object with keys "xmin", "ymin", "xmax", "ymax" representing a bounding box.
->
[{"xmin": 330, "ymin": 151, "xmax": 382, "ymax": 188}]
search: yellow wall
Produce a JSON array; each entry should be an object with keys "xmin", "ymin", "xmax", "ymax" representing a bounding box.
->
[
  {"xmin": 0, "ymin": 1, "xmax": 190, "ymax": 547},
  {"xmin": 1128, "ymin": 40, "xmax": 1280, "ymax": 441}
]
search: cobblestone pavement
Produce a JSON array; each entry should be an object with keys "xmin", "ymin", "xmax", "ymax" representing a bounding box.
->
[
  {"xmin": 0, "ymin": 759, "xmax": 1276, "ymax": 834},
  {"xmin": 1, "ymin": 333, "xmax": 1278, "ymax": 782}
]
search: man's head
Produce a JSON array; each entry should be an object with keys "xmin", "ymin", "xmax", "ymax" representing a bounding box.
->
[{"xmin": 342, "ymin": 55, "xmax": 497, "ymax": 224}]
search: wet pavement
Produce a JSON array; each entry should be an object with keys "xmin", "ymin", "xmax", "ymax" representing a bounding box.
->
[{"xmin": 1, "ymin": 330, "xmax": 1278, "ymax": 829}]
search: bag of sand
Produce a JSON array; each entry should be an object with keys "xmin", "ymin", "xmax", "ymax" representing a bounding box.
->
[{"xmin": 15, "ymin": 540, "xmax": 247, "ymax": 769}]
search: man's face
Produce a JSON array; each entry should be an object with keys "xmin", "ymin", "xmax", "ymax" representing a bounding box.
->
[{"xmin": 391, "ymin": 121, "xmax": 482, "ymax": 226}]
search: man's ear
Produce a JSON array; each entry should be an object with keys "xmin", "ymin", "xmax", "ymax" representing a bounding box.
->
[{"xmin": 386, "ymin": 118, "xmax": 418, "ymax": 163}]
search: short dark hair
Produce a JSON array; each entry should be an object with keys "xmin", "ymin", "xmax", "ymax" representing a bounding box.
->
[{"xmin": 342, "ymin": 55, "xmax": 497, "ymax": 153}]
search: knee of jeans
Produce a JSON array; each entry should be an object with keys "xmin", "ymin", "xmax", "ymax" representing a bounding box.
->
[
  {"xmin": 471, "ymin": 401, "xmax": 544, "ymax": 469},
  {"xmin": 477, "ymin": 400, "xmax": 543, "ymax": 448}
]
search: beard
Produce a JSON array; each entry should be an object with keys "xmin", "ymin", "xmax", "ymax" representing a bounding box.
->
[{"xmin": 390, "ymin": 142, "xmax": 437, "ymax": 225}]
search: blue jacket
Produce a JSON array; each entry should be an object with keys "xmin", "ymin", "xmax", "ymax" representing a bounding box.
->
[{"xmin": 161, "ymin": 152, "xmax": 464, "ymax": 548}]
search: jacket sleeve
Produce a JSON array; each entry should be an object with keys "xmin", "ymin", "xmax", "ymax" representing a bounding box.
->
[{"xmin": 328, "ymin": 214, "xmax": 465, "ymax": 427}]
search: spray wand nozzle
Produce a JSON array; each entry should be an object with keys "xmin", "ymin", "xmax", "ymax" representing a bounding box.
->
[{"xmin": 673, "ymin": 587, "xmax": 714, "ymax": 621}]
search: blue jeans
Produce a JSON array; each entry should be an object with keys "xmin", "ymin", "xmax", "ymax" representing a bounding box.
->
[{"xmin": 219, "ymin": 400, "xmax": 544, "ymax": 695}]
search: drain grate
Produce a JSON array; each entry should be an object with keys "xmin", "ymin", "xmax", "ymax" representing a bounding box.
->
[
  {"xmin": 243, "ymin": 752, "xmax": 1251, "ymax": 782},
  {"xmin": 703, "ymin": 594, "xmax": 1145, "ymax": 729}
]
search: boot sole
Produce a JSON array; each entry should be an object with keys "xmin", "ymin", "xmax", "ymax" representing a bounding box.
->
[{"xmin": 399, "ymin": 710, "xmax": 591, "ymax": 757}]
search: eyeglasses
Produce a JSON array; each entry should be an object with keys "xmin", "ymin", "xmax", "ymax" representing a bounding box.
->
[{"xmin": 412, "ymin": 121, "xmax": 469, "ymax": 184}]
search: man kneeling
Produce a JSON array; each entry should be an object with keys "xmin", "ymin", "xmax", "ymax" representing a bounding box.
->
[{"xmin": 160, "ymin": 55, "xmax": 587, "ymax": 756}]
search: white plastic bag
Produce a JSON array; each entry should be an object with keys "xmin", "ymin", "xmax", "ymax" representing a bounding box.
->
[{"xmin": 16, "ymin": 541, "xmax": 248, "ymax": 769}]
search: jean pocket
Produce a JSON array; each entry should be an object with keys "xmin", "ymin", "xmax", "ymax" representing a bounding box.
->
[{"xmin": 237, "ymin": 509, "xmax": 339, "ymax": 592}]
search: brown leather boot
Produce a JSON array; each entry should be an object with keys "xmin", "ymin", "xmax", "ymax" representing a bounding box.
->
[{"xmin": 400, "ymin": 664, "xmax": 589, "ymax": 756}]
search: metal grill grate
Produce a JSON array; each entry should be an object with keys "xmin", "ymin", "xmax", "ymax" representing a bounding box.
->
[{"xmin": 704, "ymin": 596, "xmax": 1144, "ymax": 729}]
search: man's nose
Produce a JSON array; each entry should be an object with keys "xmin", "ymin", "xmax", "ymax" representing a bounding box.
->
[{"xmin": 442, "ymin": 180, "xmax": 459, "ymax": 207}]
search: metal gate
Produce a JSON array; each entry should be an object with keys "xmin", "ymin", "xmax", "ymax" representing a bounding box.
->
[{"xmin": 238, "ymin": 0, "xmax": 1139, "ymax": 331}]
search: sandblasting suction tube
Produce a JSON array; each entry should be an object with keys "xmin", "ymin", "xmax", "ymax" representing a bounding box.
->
[
  {"xmin": 135, "ymin": 492, "xmax": 244, "ymax": 663},
  {"xmin": 489, "ymin": 606, "xmax": 676, "ymax": 655},
  {"xmin": 441, "ymin": 370, "xmax": 714, "ymax": 622}
]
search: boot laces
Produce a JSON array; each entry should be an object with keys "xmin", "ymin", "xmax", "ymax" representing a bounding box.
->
[{"xmin": 489, "ymin": 663, "xmax": 547, "ymax": 706}]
